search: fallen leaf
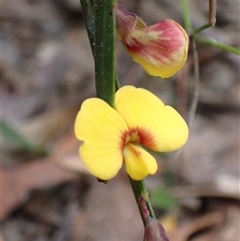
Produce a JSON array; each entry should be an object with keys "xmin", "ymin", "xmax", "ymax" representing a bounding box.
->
[
  {"xmin": 1, "ymin": 159, "xmax": 75, "ymax": 221},
  {"xmin": 77, "ymin": 178, "xmax": 144, "ymax": 241},
  {"xmin": 168, "ymin": 212, "xmax": 224, "ymax": 241},
  {"xmin": 0, "ymin": 131, "xmax": 88, "ymax": 221}
]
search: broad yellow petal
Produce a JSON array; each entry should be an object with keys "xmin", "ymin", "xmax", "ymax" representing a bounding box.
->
[
  {"xmin": 124, "ymin": 143, "xmax": 158, "ymax": 180},
  {"xmin": 74, "ymin": 98, "xmax": 129, "ymax": 180},
  {"xmin": 115, "ymin": 86, "xmax": 189, "ymax": 152},
  {"xmin": 151, "ymin": 105, "xmax": 189, "ymax": 151}
]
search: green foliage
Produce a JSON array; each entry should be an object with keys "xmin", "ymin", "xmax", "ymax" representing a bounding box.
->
[
  {"xmin": 1, "ymin": 120, "xmax": 48, "ymax": 155},
  {"xmin": 163, "ymin": 169, "xmax": 178, "ymax": 187},
  {"xmin": 150, "ymin": 189, "xmax": 178, "ymax": 212}
]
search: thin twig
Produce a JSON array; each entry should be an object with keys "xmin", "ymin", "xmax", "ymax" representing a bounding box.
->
[
  {"xmin": 193, "ymin": 0, "xmax": 217, "ymax": 35},
  {"xmin": 209, "ymin": 0, "xmax": 217, "ymax": 26},
  {"xmin": 196, "ymin": 37, "xmax": 240, "ymax": 55},
  {"xmin": 187, "ymin": 38, "xmax": 200, "ymax": 126}
]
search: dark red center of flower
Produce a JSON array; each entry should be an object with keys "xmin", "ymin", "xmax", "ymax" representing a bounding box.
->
[{"xmin": 120, "ymin": 127, "xmax": 156, "ymax": 151}]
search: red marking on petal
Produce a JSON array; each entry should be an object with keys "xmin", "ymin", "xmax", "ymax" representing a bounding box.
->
[
  {"xmin": 127, "ymin": 143, "xmax": 141, "ymax": 156},
  {"xmin": 137, "ymin": 127, "xmax": 157, "ymax": 148},
  {"xmin": 120, "ymin": 127, "xmax": 157, "ymax": 151}
]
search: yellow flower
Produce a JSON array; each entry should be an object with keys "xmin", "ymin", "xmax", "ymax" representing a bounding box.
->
[
  {"xmin": 74, "ymin": 86, "xmax": 188, "ymax": 181},
  {"xmin": 116, "ymin": 4, "xmax": 189, "ymax": 78}
]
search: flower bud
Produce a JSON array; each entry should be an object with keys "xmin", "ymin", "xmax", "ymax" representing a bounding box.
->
[
  {"xmin": 144, "ymin": 217, "xmax": 170, "ymax": 241},
  {"xmin": 115, "ymin": 4, "xmax": 189, "ymax": 78}
]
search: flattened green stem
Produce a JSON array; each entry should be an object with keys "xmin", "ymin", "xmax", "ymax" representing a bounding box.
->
[
  {"xmin": 80, "ymin": 0, "xmax": 156, "ymax": 228},
  {"xmin": 128, "ymin": 177, "xmax": 156, "ymax": 226},
  {"xmin": 94, "ymin": 0, "xmax": 117, "ymax": 106},
  {"xmin": 80, "ymin": 0, "xmax": 95, "ymax": 55},
  {"xmin": 80, "ymin": 0, "xmax": 120, "ymax": 91},
  {"xmin": 196, "ymin": 37, "xmax": 240, "ymax": 55}
]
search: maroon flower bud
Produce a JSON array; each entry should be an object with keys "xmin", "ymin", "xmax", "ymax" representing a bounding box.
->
[
  {"xmin": 138, "ymin": 196, "xmax": 170, "ymax": 241},
  {"xmin": 144, "ymin": 217, "xmax": 170, "ymax": 241}
]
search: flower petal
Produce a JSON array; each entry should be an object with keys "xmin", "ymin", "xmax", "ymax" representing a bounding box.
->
[
  {"xmin": 115, "ymin": 86, "xmax": 189, "ymax": 152},
  {"xmin": 116, "ymin": 4, "xmax": 146, "ymax": 40},
  {"xmin": 74, "ymin": 98, "xmax": 129, "ymax": 180},
  {"xmin": 115, "ymin": 4, "xmax": 189, "ymax": 78},
  {"xmin": 125, "ymin": 20, "xmax": 189, "ymax": 78},
  {"xmin": 124, "ymin": 143, "xmax": 158, "ymax": 180}
]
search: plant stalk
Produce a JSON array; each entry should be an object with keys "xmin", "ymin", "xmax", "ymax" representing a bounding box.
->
[
  {"xmin": 128, "ymin": 177, "xmax": 156, "ymax": 226},
  {"xmin": 94, "ymin": 0, "xmax": 117, "ymax": 106}
]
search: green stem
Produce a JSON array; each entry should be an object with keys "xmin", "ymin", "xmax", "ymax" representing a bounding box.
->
[
  {"xmin": 79, "ymin": 0, "xmax": 95, "ymax": 55},
  {"xmin": 80, "ymin": 0, "xmax": 156, "ymax": 228},
  {"xmin": 193, "ymin": 24, "xmax": 211, "ymax": 36},
  {"xmin": 195, "ymin": 37, "xmax": 240, "ymax": 55},
  {"xmin": 128, "ymin": 177, "xmax": 155, "ymax": 226},
  {"xmin": 80, "ymin": 0, "xmax": 120, "ymax": 90},
  {"xmin": 181, "ymin": 0, "xmax": 192, "ymax": 33},
  {"xmin": 94, "ymin": 0, "xmax": 117, "ymax": 106}
]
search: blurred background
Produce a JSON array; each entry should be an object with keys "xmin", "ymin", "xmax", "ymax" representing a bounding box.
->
[{"xmin": 1, "ymin": 0, "xmax": 239, "ymax": 240}]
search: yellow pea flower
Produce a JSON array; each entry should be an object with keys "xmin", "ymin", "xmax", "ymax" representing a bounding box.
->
[
  {"xmin": 74, "ymin": 86, "xmax": 188, "ymax": 181},
  {"xmin": 116, "ymin": 4, "xmax": 189, "ymax": 78}
]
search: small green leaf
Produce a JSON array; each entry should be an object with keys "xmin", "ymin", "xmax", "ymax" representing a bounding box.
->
[
  {"xmin": 150, "ymin": 189, "xmax": 178, "ymax": 212},
  {"xmin": 1, "ymin": 120, "xmax": 48, "ymax": 155}
]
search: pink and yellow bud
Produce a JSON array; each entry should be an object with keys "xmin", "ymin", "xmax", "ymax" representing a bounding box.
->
[{"xmin": 116, "ymin": 4, "xmax": 189, "ymax": 78}]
